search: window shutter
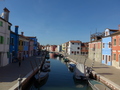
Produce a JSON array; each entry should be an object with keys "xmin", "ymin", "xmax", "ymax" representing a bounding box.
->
[
  {"xmin": 0, "ymin": 21, "xmax": 3, "ymax": 26},
  {"xmin": 1, "ymin": 36, "xmax": 4, "ymax": 44}
]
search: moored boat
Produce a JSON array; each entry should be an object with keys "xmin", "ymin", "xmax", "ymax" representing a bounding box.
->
[
  {"xmin": 68, "ymin": 62, "xmax": 76, "ymax": 70},
  {"xmin": 88, "ymin": 79, "xmax": 111, "ymax": 90},
  {"xmin": 34, "ymin": 71, "xmax": 49, "ymax": 82},
  {"xmin": 74, "ymin": 63, "xmax": 89, "ymax": 80}
]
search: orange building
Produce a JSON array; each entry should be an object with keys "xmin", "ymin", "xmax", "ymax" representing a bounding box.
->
[{"xmin": 111, "ymin": 30, "xmax": 120, "ymax": 68}]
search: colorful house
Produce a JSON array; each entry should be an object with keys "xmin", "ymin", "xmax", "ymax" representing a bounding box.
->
[
  {"xmin": 28, "ymin": 39, "xmax": 34, "ymax": 57},
  {"xmin": 111, "ymin": 29, "xmax": 120, "ymax": 68},
  {"xmin": 0, "ymin": 8, "xmax": 12, "ymax": 66},
  {"xmin": 62, "ymin": 43, "xmax": 66, "ymax": 52},
  {"xmin": 26, "ymin": 36, "xmax": 38, "ymax": 56},
  {"xmin": 101, "ymin": 28, "xmax": 118, "ymax": 65},
  {"xmin": 9, "ymin": 26, "xmax": 19, "ymax": 63}
]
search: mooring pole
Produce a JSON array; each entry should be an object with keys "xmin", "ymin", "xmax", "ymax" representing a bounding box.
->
[{"xmin": 18, "ymin": 75, "xmax": 22, "ymax": 90}]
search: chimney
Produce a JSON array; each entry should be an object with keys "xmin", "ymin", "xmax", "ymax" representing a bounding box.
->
[
  {"xmin": 119, "ymin": 25, "xmax": 120, "ymax": 31},
  {"xmin": 15, "ymin": 26, "xmax": 19, "ymax": 34},
  {"xmin": 3, "ymin": 7, "xmax": 10, "ymax": 21},
  {"xmin": 21, "ymin": 32, "xmax": 24, "ymax": 36}
]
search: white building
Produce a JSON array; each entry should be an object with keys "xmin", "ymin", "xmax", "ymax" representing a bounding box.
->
[
  {"xmin": 0, "ymin": 8, "xmax": 12, "ymax": 66},
  {"xmin": 68, "ymin": 40, "xmax": 81, "ymax": 55},
  {"xmin": 57, "ymin": 45, "xmax": 62, "ymax": 52}
]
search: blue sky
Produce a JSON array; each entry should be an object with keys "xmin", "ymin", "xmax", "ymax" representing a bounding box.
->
[{"xmin": 0, "ymin": 0, "xmax": 120, "ymax": 45}]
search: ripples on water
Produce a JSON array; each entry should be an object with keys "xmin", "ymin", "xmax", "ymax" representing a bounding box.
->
[{"xmin": 29, "ymin": 55, "xmax": 92, "ymax": 90}]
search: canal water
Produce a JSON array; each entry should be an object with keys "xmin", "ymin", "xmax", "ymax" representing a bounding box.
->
[{"xmin": 29, "ymin": 54, "xmax": 92, "ymax": 90}]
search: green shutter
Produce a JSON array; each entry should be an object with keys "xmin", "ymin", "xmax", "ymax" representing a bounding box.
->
[
  {"xmin": 0, "ymin": 21, "xmax": 3, "ymax": 27},
  {"xmin": 7, "ymin": 52, "xmax": 10, "ymax": 58},
  {"xmin": 0, "ymin": 36, "xmax": 1, "ymax": 44},
  {"xmin": 1, "ymin": 36, "xmax": 4, "ymax": 44},
  {"xmin": 8, "ymin": 26, "xmax": 11, "ymax": 30}
]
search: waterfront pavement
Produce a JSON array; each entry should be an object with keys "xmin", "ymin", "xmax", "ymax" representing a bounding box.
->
[
  {"xmin": 0, "ymin": 55, "xmax": 43, "ymax": 90},
  {"xmin": 63, "ymin": 53, "xmax": 120, "ymax": 90}
]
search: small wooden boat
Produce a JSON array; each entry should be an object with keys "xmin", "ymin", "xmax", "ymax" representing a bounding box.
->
[
  {"xmin": 34, "ymin": 71, "xmax": 49, "ymax": 82},
  {"xmin": 42, "ymin": 61, "xmax": 50, "ymax": 72},
  {"xmin": 63, "ymin": 57, "xmax": 69, "ymax": 62},
  {"xmin": 68, "ymin": 62, "xmax": 76, "ymax": 70},
  {"xmin": 88, "ymin": 79, "xmax": 111, "ymax": 90}
]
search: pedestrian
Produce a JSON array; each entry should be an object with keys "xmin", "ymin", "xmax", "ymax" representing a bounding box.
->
[{"xmin": 18, "ymin": 58, "xmax": 21, "ymax": 67}]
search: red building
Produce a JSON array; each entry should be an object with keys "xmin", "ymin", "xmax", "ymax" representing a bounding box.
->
[{"xmin": 81, "ymin": 42, "xmax": 89, "ymax": 55}]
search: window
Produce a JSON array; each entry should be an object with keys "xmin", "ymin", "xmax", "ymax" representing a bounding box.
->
[
  {"xmin": 108, "ymin": 42, "xmax": 111, "ymax": 48},
  {"xmin": 109, "ymin": 56, "xmax": 110, "ymax": 61},
  {"xmin": 103, "ymin": 43, "xmax": 105, "ymax": 48},
  {"xmin": 77, "ymin": 51, "xmax": 79, "ymax": 54},
  {"xmin": 11, "ymin": 38, "xmax": 14, "ymax": 45},
  {"xmin": 22, "ymin": 41, "xmax": 23, "ymax": 46},
  {"xmin": 7, "ymin": 52, "xmax": 10, "ymax": 58},
  {"xmin": 119, "ymin": 38, "xmax": 120, "ymax": 45},
  {"xmin": 0, "ymin": 36, "xmax": 4, "ymax": 44},
  {"xmin": 114, "ymin": 39, "xmax": 116, "ymax": 45},
  {"xmin": 72, "ymin": 43, "xmax": 74, "ymax": 45},
  {"xmin": 19, "ymin": 41, "xmax": 20, "ymax": 45},
  {"xmin": 113, "ymin": 54, "xmax": 116, "ymax": 60},
  {"xmin": 0, "ymin": 21, "xmax": 3, "ymax": 27},
  {"xmin": 7, "ymin": 38, "xmax": 9, "ymax": 45},
  {"xmin": 103, "ymin": 55, "xmax": 104, "ymax": 60},
  {"xmin": 8, "ymin": 25, "xmax": 11, "ymax": 30},
  {"xmin": 106, "ymin": 32, "xmax": 108, "ymax": 36},
  {"xmin": 77, "ymin": 47, "xmax": 80, "ymax": 49}
]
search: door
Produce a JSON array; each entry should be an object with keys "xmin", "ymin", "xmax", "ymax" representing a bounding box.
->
[
  {"xmin": 119, "ymin": 55, "xmax": 120, "ymax": 67},
  {"xmin": 106, "ymin": 55, "xmax": 107, "ymax": 64}
]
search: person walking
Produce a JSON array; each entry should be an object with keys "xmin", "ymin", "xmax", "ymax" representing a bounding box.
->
[{"xmin": 18, "ymin": 58, "xmax": 21, "ymax": 67}]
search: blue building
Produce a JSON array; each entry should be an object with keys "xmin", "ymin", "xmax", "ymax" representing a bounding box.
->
[
  {"xmin": 26, "ymin": 36, "xmax": 38, "ymax": 55},
  {"xmin": 102, "ymin": 28, "xmax": 118, "ymax": 65},
  {"xmin": 9, "ymin": 26, "xmax": 19, "ymax": 63},
  {"xmin": 102, "ymin": 37, "xmax": 112, "ymax": 65}
]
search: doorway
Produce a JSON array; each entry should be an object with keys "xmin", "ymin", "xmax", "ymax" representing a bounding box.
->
[{"xmin": 106, "ymin": 55, "xmax": 107, "ymax": 64}]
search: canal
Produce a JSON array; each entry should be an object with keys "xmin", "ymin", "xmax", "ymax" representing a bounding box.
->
[{"xmin": 29, "ymin": 54, "xmax": 92, "ymax": 90}]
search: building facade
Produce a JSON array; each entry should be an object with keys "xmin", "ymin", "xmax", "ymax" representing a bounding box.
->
[
  {"xmin": 0, "ymin": 8, "xmax": 12, "ymax": 66},
  {"xmin": 67, "ymin": 40, "xmax": 81, "ymax": 55},
  {"xmin": 9, "ymin": 26, "xmax": 19, "ymax": 63},
  {"xmin": 89, "ymin": 41, "xmax": 102, "ymax": 62},
  {"xmin": 81, "ymin": 42, "xmax": 89, "ymax": 55},
  {"xmin": 111, "ymin": 31, "xmax": 120, "ymax": 68}
]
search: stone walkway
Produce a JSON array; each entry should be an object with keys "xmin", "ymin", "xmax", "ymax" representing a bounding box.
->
[{"xmin": 0, "ymin": 55, "xmax": 43, "ymax": 90}]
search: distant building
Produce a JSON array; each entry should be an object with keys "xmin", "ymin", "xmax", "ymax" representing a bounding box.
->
[
  {"xmin": 26, "ymin": 36, "xmax": 38, "ymax": 56},
  {"xmin": 67, "ymin": 40, "xmax": 81, "ymax": 55},
  {"xmin": 57, "ymin": 45, "xmax": 62, "ymax": 52},
  {"xmin": 81, "ymin": 42, "xmax": 89, "ymax": 55},
  {"xmin": 0, "ymin": 8, "xmax": 12, "ymax": 66},
  {"xmin": 49, "ymin": 45, "xmax": 57, "ymax": 52}
]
